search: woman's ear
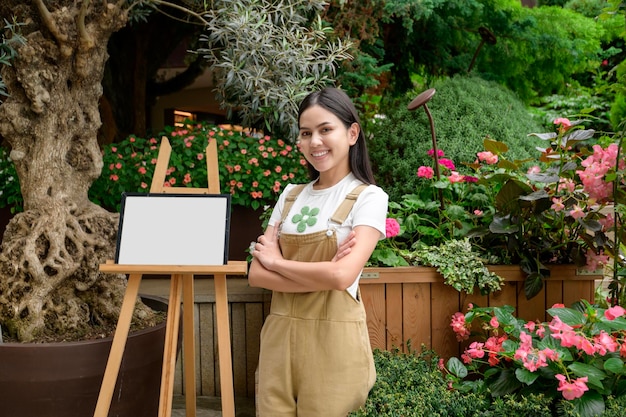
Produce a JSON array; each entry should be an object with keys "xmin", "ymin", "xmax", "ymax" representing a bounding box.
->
[{"xmin": 348, "ymin": 122, "xmax": 360, "ymax": 145}]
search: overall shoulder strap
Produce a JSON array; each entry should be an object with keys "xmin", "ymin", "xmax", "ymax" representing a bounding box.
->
[
  {"xmin": 280, "ymin": 184, "xmax": 307, "ymax": 222},
  {"xmin": 330, "ymin": 184, "xmax": 369, "ymax": 224}
]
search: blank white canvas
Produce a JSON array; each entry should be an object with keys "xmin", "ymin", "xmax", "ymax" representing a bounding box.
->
[{"xmin": 116, "ymin": 194, "xmax": 230, "ymax": 265}]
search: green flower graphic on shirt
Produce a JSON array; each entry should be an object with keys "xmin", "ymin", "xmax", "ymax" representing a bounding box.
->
[{"xmin": 291, "ymin": 206, "xmax": 319, "ymax": 232}]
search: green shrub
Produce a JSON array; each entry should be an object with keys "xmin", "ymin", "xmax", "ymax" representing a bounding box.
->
[
  {"xmin": 349, "ymin": 348, "xmax": 491, "ymax": 417},
  {"xmin": 352, "ymin": 347, "xmax": 626, "ymax": 416},
  {"xmin": 89, "ymin": 122, "xmax": 308, "ymax": 212},
  {"xmin": 350, "ymin": 347, "xmax": 557, "ymax": 417},
  {"xmin": 368, "ymin": 75, "xmax": 545, "ymax": 201}
]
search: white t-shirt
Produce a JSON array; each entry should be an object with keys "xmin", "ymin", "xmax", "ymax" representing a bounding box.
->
[{"xmin": 269, "ymin": 173, "xmax": 388, "ymax": 297}]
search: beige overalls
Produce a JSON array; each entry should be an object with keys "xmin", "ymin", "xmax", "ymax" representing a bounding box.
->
[{"xmin": 256, "ymin": 185, "xmax": 376, "ymax": 417}]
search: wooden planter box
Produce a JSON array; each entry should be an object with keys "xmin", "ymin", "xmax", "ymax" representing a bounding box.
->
[{"xmin": 360, "ymin": 264, "xmax": 602, "ymax": 360}]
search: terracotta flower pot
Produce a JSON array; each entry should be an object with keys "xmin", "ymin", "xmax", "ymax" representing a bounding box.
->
[{"xmin": 0, "ymin": 295, "xmax": 168, "ymax": 417}]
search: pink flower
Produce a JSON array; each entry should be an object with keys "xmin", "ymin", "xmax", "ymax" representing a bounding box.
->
[
  {"xmin": 584, "ymin": 249, "xmax": 609, "ymax": 272},
  {"xmin": 450, "ymin": 312, "xmax": 471, "ymax": 341},
  {"xmin": 527, "ymin": 165, "xmax": 541, "ymax": 174},
  {"xmin": 593, "ymin": 331, "xmax": 619, "ymax": 355},
  {"xmin": 489, "ymin": 316, "xmax": 499, "ymax": 329},
  {"xmin": 463, "ymin": 175, "xmax": 478, "ymax": 183},
  {"xmin": 417, "ymin": 166, "xmax": 434, "ymax": 179},
  {"xmin": 385, "ymin": 218, "xmax": 401, "ymax": 238},
  {"xmin": 466, "ymin": 341, "xmax": 485, "ymax": 359},
  {"xmin": 556, "ymin": 374, "xmax": 589, "ymax": 400},
  {"xmin": 438, "ymin": 158, "xmax": 456, "ymax": 170},
  {"xmin": 427, "ymin": 149, "xmax": 445, "ymax": 158},
  {"xmin": 183, "ymin": 173, "xmax": 192, "ymax": 184},
  {"xmin": 473, "ymin": 209, "xmax": 483, "ymax": 216},
  {"xmin": 553, "ymin": 118, "xmax": 572, "ymax": 131},
  {"xmin": 448, "ymin": 171, "xmax": 465, "ymax": 183},
  {"xmin": 140, "ymin": 182, "xmax": 147, "ymax": 189},
  {"xmin": 551, "ymin": 198, "xmax": 565, "ymax": 212},
  {"xmin": 569, "ymin": 204, "xmax": 585, "ymax": 220},
  {"xmin": 605, "ymin": 305, "xmax": 626, "ymax": 320},
  {"xmin": 477, "ymin": 151, "xmax": 498, "ymax": 165},
  {"xmin": 138, "ymin": 167, "xmax": 147, "ymax": 175}
]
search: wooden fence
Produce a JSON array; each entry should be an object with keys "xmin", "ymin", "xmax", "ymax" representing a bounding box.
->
[
  {"xmin": 360, "ymin": 265, "xmax": 601, "ymax": 359},
  {"xmin": 139, "ymin": 264, "xmax": 602, "ymax": 398}
]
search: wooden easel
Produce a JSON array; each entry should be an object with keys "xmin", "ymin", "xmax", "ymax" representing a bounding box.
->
[{"xmin": 94, "ymin": 137, "xmax": 247, "ymax": 417}]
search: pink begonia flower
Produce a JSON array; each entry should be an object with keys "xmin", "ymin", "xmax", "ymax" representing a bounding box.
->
[
  {"xmin": 527, "ymin": 165, "xmax": 541, "ymax": 175},
  {"xmin": 605, "ymin": 305, "xmax": 626, "ymax": 320},
  {"xmin": 448, "ymin": 171, "xmax": 465, "ymax": 183},
  {"xmin": 524, "ymin": 321, "xmax": 536, "ymax": 332},
  {"xmin": 551, "ymin": 198, "xmax": 565, "ymax": 212},
  {"xmin": 569, "ymin": 204, "xmax": 585, "ymax": 220},
  {"xmin": 536, "ymin": 324, "xmax": 546, "ymax": 338},
  {"xmin": 593, "ymin": 331, "xmax": 619, "ymax": 355},
  {"xmin": 599, "ymin": 213, "xmax": 614, "ymax": 231},
  {"xmin": 556, "ymin": 374, "xmax": 589, "ymax": 400},
  {"xmin": 584, "ymin": 249, "xmax": 609, "ymax": 272},
  {"xmin": 466, "ymin": 341, "xmax": 486, "ymax": 359},
  {"xmin": 477, "ymin": 151, "xmax": 498, "ymax": 165},
  {"xmin": 489, "ymin": 316, "xmax": 499, "ymax": 329},
  {"xmin": 474, "ymin": 209, "xmax": 483, "ymax": 216},
  {"xmin": 438, "ymin": 158, "xmax": 456, "ymax": 170},
  {"xmin": 385, "ymin": 218, "xmax": 400, "ymax": 238},
  {"xmin": 553, "ymin": 118, "xmax": 572, "ymax": 131},
  {"xmin": 427, "ymin": 149, "xmax": 445, "ymax": 158},
  {"xmin": 417, "ymin": 166, "xmax": 435, "ymax": 179},
  {"xmin": 464, "ymin": 175, "xmax": 479, "ymax": 183},
  {"xmin": 450, "ymin": 312, "xmax": 471, "ymax": 341},
  {"xmin": 558, "ymin": 178, "xmax": 576, "ymax": 193},
  {"xmin": 577, "ymin": 336, "xmax": 596, "ymax": 355}
]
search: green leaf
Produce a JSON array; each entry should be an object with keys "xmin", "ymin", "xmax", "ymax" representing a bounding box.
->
[
  {"xmin": 546, "ymin": 307, "xmax": 585, "ymax": 326},
  {"xmin": 488, "ymin": 369, "xmax": 522, "ymax": 397},
  {"xmin": 446, "ymin": 357, "xmax": 468, "ymax": 378},
  {"xmin": 571, "ymin": 392, "xmax": 605, "ymax": 417},
  {"xmin": 515, "ymin": 367, "xmax": 539, "ymax": 385},
  {"xmin": 524, "ymin": 272, "xmax": 543, "ymax": 300},
  {"xmin": 604, "ymin": 357, "xmax": 625, "ymax": 374},
  {"xmin": 568, "ymin": 362, "xmax": 607, "ymax": 389}
]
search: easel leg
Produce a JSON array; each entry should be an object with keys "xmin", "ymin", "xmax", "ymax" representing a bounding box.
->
[
  {"xmin": 94, "ymin": 273, "xmax": 142, "ymax": 417},
  {"xmin": 214, "ymin": 273, "xmax": 235, "ymax": 417},
  {"xmin": 158, "ymin": 274, "xmax": 183, "ymax": 417},
  {"xmin": 182, "ymin": 274, "xmax": 197, "ymax": 417}
]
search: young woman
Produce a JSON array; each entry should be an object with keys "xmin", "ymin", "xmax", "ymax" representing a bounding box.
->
[{"xmin": 248, "ymin": 87, "xmax": 388, "ymax": 416}]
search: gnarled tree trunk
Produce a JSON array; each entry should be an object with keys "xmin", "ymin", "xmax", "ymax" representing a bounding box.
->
[{"xmin": 0, "ymin": 1, "xmax": 157, "ymax": 342}]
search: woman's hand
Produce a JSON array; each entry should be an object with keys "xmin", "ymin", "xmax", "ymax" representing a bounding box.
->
[
  {"xmin": 332, "ymin": 230, "xmax": 356, "ymax": 262},
  {"xmin": 251, "ymin": 222, "xmax": 283, "ymax": 271}
]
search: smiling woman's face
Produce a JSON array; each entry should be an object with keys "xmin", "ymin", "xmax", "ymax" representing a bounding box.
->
[{"xmin": 297, "ymin": 104, "xmax": 358, "ymax": 187}]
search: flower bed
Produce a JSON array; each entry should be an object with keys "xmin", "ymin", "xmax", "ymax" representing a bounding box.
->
[{"xmin": 360, "ymin": 264, "xmax": 601, "ymax": 360}]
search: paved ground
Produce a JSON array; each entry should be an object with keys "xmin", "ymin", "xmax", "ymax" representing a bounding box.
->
[{"xmin": 171, "ymin": 396, "xmax": 256, "ymax": 417}]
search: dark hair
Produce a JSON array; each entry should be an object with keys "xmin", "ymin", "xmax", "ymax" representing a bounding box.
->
[{"xmin": 298, "ymin": 87, "xmax": 376, "ymax": 185}]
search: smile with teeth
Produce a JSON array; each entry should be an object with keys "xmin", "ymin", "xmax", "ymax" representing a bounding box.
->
[{"xmin": 312, "ymin": 150, "xmax": 329, "ymax": 157}]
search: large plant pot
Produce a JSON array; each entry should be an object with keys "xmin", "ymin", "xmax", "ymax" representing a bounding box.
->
[{"xmin": 0, "ymin": 295, "xmax": 168, "ymax": 417}]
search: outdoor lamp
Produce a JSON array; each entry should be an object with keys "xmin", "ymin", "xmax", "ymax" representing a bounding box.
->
[{"xmin": 407, "ymin": 88, "xmax": 444, "ymax": 209}]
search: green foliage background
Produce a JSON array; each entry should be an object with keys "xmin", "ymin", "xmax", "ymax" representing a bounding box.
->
[{"xmin": 368, "ymin": 75, "xmax": 545, "ymax": 201}]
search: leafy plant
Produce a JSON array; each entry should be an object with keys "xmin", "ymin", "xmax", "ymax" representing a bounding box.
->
[
  {"xmin": 444, "ymin": 301, "xmax": 626, "ymax": 417},
  {"xmin": 87, "ymin": 122, "xmax": 310, "ymax": 211},
  {"xmin": 370, "ymin": 117, "xmax": 623, "ymax": 300},
  {"xmin": 413, "ymin": 238, "xmax": 504, "ymax": 295},
  {"xmin": 197, "ymin": 0, "xmax": 352, "ymax": 138},
  {"xmin": 368, "ymin": 76, "xmax": 545, "ymax": 202}
]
